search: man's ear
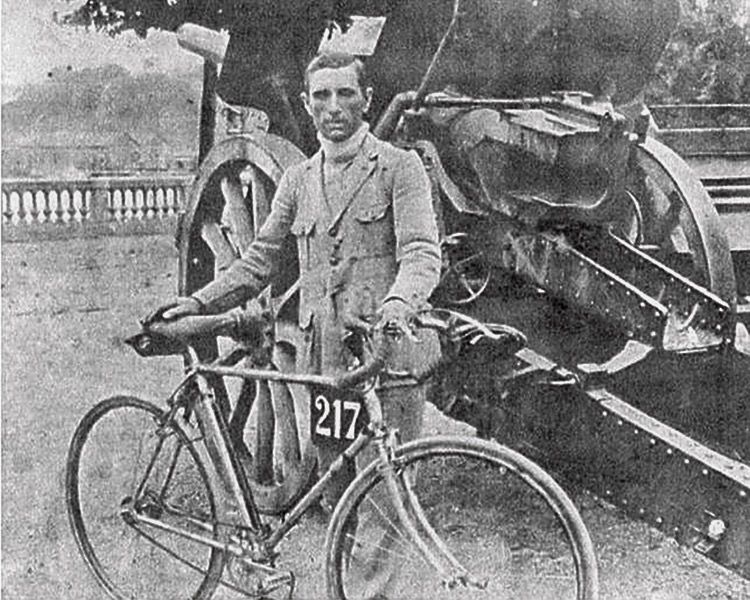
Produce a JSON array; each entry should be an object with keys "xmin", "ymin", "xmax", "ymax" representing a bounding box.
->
[
  {"xmin": 301, "ymin": 91, "xmax": 313, "ymax": 117},
  {"xmin": 364, "ymin": 87, "xmax": 374, "ymax": 113}
]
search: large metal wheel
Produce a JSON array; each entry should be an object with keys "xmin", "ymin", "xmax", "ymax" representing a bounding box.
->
[
  {"xmin": 620, "ymin": 138, "xmax": 737, "ymax": 303},
  {"xmin": 177, "ymin": 133, "xmax": 317, "ymax": 514}
]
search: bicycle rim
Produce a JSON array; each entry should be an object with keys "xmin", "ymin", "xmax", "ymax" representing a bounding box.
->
[
  {"xmin": 325, "ymin": 436, "xmax": 598, "ymax": 600},
  {"xmin": 65, "ymin": 396, "xmax": 224, "ymax": 600}
]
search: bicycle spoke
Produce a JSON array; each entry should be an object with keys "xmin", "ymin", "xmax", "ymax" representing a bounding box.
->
[{"xmin": 362, "ymin": 495, "xmax": 425, "ymax": 561}]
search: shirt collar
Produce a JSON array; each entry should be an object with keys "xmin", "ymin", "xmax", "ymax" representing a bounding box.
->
[{"xmin": 318, "ymin": 123, "xmax": 370, "ymax": 164}]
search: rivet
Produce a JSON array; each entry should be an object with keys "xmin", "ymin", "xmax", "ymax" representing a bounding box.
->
[
  {"xmin": 684, "ymin": 458, "xmax": 690, "ymax": 465},
  {"xmin": 673, "ymin": 527, "xmax": 680, "ymax": 534},
  {"xmin": 638, "ymin": 508, "xmax": 645, "ymax": 515},
  {"xmin": 602, "ymin": 411, "xmax": 608, "ymax": 417},
  {"xmin": 740, "ymin": 490, "xmax": 748, "ymax": 499},
  {"xmin": 622, "ymin": 498, "xmax": 628, "ymax": 506},
  {"xmin": 666, "ymin": 448, "xmax": 673, "ymax": 455},
  {"xmin": 656, "ymin": 517, "xmax": 663, "ymax": 525},
  {"xmin": 605, "ymin": 489, "xmax": 612, "ymax": 496},
  {"xmin": 702, "ymin": 469, "xmax": 709, "ymax": 476},
  {"xmin": 633, "ymin": 429, "xmax": 639, "ymax": 435},
  {"xmin": 617, "ymin": 419, "xmax": 623, "ymax": 426},
  {"xmin": 649, "ymin": 438, "xmax": 657, "ymax": 446},
  {"xmin": 639, "ymin": 302, "xmax": 646, "ymax": 308},
  {"xmin": 192, "ymin": 257, "xmax": 200, "ymax": 265},
  {"xmin": 650, "ymin": 330, "xmax": 657, "ymax": 338}
]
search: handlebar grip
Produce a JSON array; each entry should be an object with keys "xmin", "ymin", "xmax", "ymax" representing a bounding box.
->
[{"xmin": 148, "ymin": 312, "xmax": 237, "ymax": 342}]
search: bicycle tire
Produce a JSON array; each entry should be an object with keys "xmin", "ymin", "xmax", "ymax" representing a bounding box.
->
[
  {"xmin": 66, "ymin": 396, "xmax": 225, "ymax": 600},
  {"xmin": 325, "ymin": 435, "xmax": 598, "ymax": 600}
]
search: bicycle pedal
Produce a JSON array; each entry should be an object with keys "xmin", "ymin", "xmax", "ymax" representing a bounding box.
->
[{"xmin": 225, "ymin": 558, "xmax": 295, "ymax": 599}]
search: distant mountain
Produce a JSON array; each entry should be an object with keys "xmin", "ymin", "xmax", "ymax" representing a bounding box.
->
[{"xmin": 1, "ymin": 64, "xmax": 203, "ymax": 177}]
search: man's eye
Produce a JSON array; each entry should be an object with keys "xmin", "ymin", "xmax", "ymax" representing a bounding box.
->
[
  {"xmin": 312, "ymin": 91, "xmax": 329, "ymax": 100},
  {"xmin": 339, "ymin": 89, "xmax": 356, "ymax": 98}
]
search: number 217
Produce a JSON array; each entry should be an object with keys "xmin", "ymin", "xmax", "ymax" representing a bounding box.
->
[{"xmin": 314, "ymin": 396, "xmax": 362, "ymax": 440}]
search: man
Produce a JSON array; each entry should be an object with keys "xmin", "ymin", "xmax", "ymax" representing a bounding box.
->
[{"xmin": 153, "ymin": 51, "xmax": 441, "ymax": 508}]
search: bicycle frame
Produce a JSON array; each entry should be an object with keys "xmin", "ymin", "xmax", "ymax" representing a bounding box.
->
[{"xmin": 122, "ymin": 343, "xmax": 488, "ymax": 592}]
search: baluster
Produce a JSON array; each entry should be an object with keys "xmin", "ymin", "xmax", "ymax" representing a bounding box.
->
[
  {"xmin": 30, "ymin": 190, "xmax": 43, "ymax": 224},
  {"xmin": 145, "ymin": 187, "xmax": 156, "ymax": 220},
  {"xmin": 22, "ymin": 191, "xmax": 34, "ymax": 224},
  {"xmin": 123, "ymin": 189, "xmax": 135, "ymax": 221},
  {"xmin": 111, "ymin": 189, "xmax": 123, "ymax": 222},
  {"xmin": 134, "ymin": 188, "xmax": 145, "ymax": 220},
  {"xmin": 2, "ymin": 190, "xmax": 12, "ymax": 224},
  {"xmin": 46, "ymin": 190, "xmax": 58, "ymax": 223},
  {"xmin": 71, "ymin": 190, "xmax": 84, "ymax": 223},
  {"xmin": 155, "ymin": 187, "xmax": 165, "ymax": 218},
  {"xmin": 34, "ymin": 189, "xmax": 46, "ymax": 223},
  {"xmin": 176, "ymin": 185, "xmax": 185, "ymax": 211},
  {"xmin": 10, "ymin": 192, "xmax": 22, "ymax": 225},
  {"xmin": 165, "ymin": 188, "xmax": 175, "ymax": 216},
  {"xmin": 57, "ymin": 190, "xmax": 68, "ymax": 223}
]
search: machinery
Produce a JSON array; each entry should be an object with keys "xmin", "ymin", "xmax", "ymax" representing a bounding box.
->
[{"xmin": 172, "ymin": 0, "xmax": 750, "ymax": 578}]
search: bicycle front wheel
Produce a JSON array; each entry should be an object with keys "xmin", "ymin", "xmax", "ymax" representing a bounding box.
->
[
  {"xmin": 326, "ymin": 436, "xmax": 598, "ymax": 600},
  {"xmin": 66, "ymin": 396, "xmax": 224, "ymax": 600}
]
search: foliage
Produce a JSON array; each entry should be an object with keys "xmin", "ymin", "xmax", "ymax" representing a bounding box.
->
[
  {"xmin": 60, "ymin": 0, "xmax": 354, "ymax": 36},
  {"xmin": 61, "ymin": 1, "xmax": 750, "ymax": 104},
  {"xmin": 648, "ymin": 0, "xmax": 750, "ymax": 103}
]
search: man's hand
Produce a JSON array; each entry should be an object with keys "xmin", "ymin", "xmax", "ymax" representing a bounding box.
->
[
  {"xmin": 142, "ymin": 297, "xmax": 203, "ymax": 327},
  {"xmin": 377, "ymin": 298, "xmax": 416, "ymax": 338}
]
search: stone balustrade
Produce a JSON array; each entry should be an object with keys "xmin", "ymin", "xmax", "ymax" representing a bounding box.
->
[{"xmin": 1, "ymin": 175, "xmax": 193, "ymax": 242}]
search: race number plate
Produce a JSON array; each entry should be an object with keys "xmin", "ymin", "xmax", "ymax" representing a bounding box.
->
[{"xmin": 310, "ymin": 385, "xmax": 368, "ymax": 448}]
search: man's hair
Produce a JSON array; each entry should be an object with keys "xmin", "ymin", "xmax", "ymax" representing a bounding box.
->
[{"xmin": 304, "ymin": 52, "xmax": 367, "ymax": 93}]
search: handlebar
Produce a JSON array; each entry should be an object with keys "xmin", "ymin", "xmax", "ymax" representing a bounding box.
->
[
  {"xmin": 333, "ymin": 309, "xmax": 527, "ymax": 389},
  {"xmin": 127, "ymin": 306, "xmax": 526, "ymax": 390}
]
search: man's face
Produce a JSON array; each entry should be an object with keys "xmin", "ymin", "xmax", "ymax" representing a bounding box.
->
[{"xmin": 302, "ymin": 63, "xmax": 373, "ymax": 142}]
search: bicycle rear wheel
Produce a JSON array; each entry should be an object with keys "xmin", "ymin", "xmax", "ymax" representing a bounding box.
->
[
  {"xmin": 66, "ymin": 396, "xmax": 224, "ymax": 600},
  {"xmin": 326, "ymin": 436, "xmax": 598, "ymax": 600}
]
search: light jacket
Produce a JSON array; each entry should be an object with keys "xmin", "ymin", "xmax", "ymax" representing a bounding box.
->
[{"xmin": 193, "ymin": 132, "xmax": 442, "ymax": 376}]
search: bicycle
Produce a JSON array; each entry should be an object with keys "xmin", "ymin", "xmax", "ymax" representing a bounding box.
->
[{"xmin": 65, "ymin": 306, "xmax": 599, "ymax": 600}]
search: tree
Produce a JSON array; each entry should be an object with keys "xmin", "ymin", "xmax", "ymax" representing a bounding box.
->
[
  {"xmin": 648, "ymin": 0, "xmax": 750, "ymax": 103},
  {"xmin": 60, "ymin": 1, "xmax": 354, "ymax": 37}
]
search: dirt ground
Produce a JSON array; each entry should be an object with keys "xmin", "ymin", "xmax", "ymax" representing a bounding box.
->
[{"xmin": 2, "ymin": 235, "xmax": 749, "ymax": 599}]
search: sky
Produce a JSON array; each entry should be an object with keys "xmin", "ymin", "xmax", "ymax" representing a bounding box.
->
[{"xmin": 1, "ymin": 0, "xmax": 201, "ymax": 90}]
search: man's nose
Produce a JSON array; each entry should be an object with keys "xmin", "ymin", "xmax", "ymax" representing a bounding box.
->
[{"xmin": 326, "ymin": 94, "xmax": 343, "ymax": 113}]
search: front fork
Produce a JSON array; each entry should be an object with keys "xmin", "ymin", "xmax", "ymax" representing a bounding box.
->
[{"xmin": 367, "ymin": 391, "xmax": 487, "ymax": 590}]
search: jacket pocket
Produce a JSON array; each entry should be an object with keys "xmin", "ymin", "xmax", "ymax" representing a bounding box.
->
[
  {"xmin": 290, "ymin": 215, "xmax": 315, "ymax": 270},
  {"xmin": 353, "ymin": 200, "xmax": 393, "ymax": 256},
  {"xmin": 354, "ymin": 200, "xmax": 390, "ymax": 224}
]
